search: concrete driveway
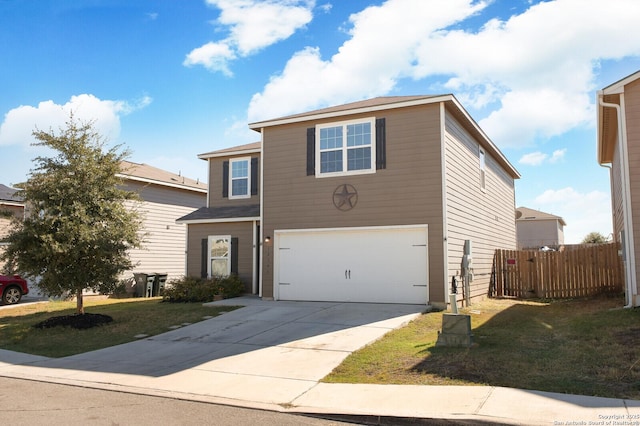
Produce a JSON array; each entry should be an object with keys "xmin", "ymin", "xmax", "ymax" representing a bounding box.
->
[{"xmin": 0, "ymin": 297, "xmax": 424, "ymax": 407}]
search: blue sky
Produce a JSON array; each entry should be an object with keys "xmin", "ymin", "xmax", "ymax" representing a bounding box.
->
[{"xmin": 1, "ymin": 0, "xmax": 639, "ymax": 243}]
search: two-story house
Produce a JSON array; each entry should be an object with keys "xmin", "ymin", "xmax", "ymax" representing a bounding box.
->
[
  {"xmin": 179, "ymin": 95, "xmax": 520, "ymax": 308},
  {"xmin": 597, "ymin": 69, "xmax": 640, "ymax": 308},
  {"xmin": 515, "ymin": 206, "xmax": 566, "ymax": 250}
]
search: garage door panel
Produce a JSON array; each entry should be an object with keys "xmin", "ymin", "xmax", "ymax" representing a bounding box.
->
[{"xmin": 275, "ymin": 226, "xmax": 428, "ymax": 304}]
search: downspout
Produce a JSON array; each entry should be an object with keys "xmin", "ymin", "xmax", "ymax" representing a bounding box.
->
[
  {"xmin": 258, "ymin": 128, "xmax": 264, "ymax": 298},
  {"xmin": 440, "ymin": 102, "xmax": 450, "ymax": 309},
  {"xmin": 599, "ymin": 96, "xmax": 636, "ymax": 308}
]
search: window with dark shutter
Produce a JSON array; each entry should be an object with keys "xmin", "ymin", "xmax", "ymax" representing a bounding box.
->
[
  {"xmin": 251, "ymin": 157, "xmax": 258, "ymax": 195},
  {"xmin": 231, "ymin": 237, "xmax": 239, "ymax": 274},
  {"xmin": 307, "ymin": 127, "xmax": 315, "ymax": 176},
  {"xmin": 222, "ymin": 160, "xmax": 229, "ymax": 198},
  {"xmin": 376, "ymin": 117, "xmax": 386, "ymax": 170},
  {"xmin": 201, "ymin": 238, "xmax": 208, "ymax": 278}
]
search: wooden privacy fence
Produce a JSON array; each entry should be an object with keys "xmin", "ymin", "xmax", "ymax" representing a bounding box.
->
[{"xmin": 492, "ymin": 243, "xmax": 623, "ymax": 299}]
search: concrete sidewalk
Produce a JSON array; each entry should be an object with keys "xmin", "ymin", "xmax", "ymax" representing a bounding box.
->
[{"xmin": 0, "ymin": 297, "xmax": 638, "ymax": 425}]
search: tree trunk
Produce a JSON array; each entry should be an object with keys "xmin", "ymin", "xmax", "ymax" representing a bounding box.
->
[{"xmin": 76, "ymin": 289, "xmax": 84, "ymax": 315}]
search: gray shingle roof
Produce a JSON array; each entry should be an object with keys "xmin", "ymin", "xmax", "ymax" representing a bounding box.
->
[
  {"xmin": 0, "ymin": 184, "xmax": 23, "ymax": 202},
  {"xmin": 177, "ymin": 205, "xmax": 260, "ymax": 222}
]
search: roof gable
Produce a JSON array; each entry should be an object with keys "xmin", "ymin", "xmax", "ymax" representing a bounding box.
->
[
  {"xmin": 516, "ymin": 206, "xmax": 566, "ymax": 226},
  {"xmin": 248, "ymin": 94, "xmax": 520, "ymax": 179},
  {"xmin": 119, "ymin": 161, "xmax": 207, "ymax": 192}
]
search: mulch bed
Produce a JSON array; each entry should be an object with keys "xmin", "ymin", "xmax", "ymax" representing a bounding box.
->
[{"xmin": 34, "ymin": 313, "xmax": 113, "ymax": 330}]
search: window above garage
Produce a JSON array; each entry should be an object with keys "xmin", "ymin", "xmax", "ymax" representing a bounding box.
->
[{"xmin": 307, "ymin": 117, "xmax": 386, "ymax": 177}]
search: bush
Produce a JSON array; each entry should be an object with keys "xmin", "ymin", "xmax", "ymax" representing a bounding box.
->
[{"xmin": 162, "ymin": 275, "xmax": 245, "ymax": 303}]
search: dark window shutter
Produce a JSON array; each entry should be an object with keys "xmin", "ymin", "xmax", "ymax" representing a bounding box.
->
[
  {"xmin": 201, "ymin": 238, "xmax": 208, "ymax": 278},
  {"xmin": 250, "ymin": 157, "xmax": 258, "ymax": 195},
  {"xmin": 306, "ymin": 127, "xmax": 315, "ymax": 176},
  {"xmin": 222, "ymin": 161, "xmax": 229, "ymax": 198},
  {"xmin": 230, "ymin": 237, "xmax": 239, "ymax": 274},
  {"xmin": 376, "ymin": 118, "xmax": 386, "ymax": 170}
]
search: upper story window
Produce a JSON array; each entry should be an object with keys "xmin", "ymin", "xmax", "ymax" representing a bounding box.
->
[
  {"xmin": 222, "ymin": 157, "xmax": 258, "ymax": 199},
  {"xmin": 229, "ymin": 157, "xmax": 250, "ymax": 199},
  {"xmin": 316, "ymin": 118, "xmax": 376, "ymax": 177}
]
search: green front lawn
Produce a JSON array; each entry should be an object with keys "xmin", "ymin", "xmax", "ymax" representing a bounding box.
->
[
  {"xmin": 324, "ymin": 295, "xmax": 640, "ymax": 400},
  {"xmin": 0, "ymin": 298, "xmax": 240, "ymax": 357}
]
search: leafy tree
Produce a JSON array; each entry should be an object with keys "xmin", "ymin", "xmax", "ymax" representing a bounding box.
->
[
  {"xmin": 1, "ymin": 116, "xmax": 142, "ymax": 314},
  {"xmin": 581, "ymin": 231, "xmax": 608, "ymax": 244}
]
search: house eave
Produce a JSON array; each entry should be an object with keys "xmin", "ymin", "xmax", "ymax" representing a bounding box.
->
[
  {"xmin": 198, "ymin": 148, "xmax": 262, "ymax": 160},
  {"xmin": 176, "ymin": 216, "xmax": 261, "ymax": 225},
  {"xmin": 248, "ymin": 95, "xmax": 454, "ymax": 130},
  {"xmin": 117, "ymin": 174, "xmax": 208, "ymax": 193},
  {"xmin": 248, "ymin": 94, "xmax": 520, "ymax": 179}
]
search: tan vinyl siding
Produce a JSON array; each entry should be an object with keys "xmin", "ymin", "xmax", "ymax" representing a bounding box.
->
[
  {"xmin": 186, "ymin": 222, "xmax": 256, "ymax": 293},
  {"xmin": 625, "ymin": 79, "xmax": 640, "ymax": 294},
  {"xmin": 261, "ymin": 104, "xmax": 446, "ymax": 302},
  {"xmin": 444, "ymin": 112, "xmax": 516, "ymax": 301},
  {"xmin": 207, "ymin": 156, "xmax": 260, "ymax": 207},
  {"xmin": 122, "ymin": 181, "xmax": 206, "ymax": 281},
  {"xmin": 1, "ymin": 207, "xmax": 23, "ymax": 239},
  {"xmin": 610, "ymin": 140, "xmax": 624, "ymax": 241}
]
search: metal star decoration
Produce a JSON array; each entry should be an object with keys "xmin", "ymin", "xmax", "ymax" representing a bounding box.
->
[{"xmin": 333, "ymin": 184, "xmax": 358, "ymax": 211}]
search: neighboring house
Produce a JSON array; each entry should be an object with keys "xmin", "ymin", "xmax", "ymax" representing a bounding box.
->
[
  {"xmin": 515, "ymin": 206, "xmax": 566, "ymax": 249},
  {"xmin": 597, "ymin": 69, "xmax": 640, "ymax": 308},
  {"xmin": 118, "ymin": 161, "xmax": 207, "ymax": 282},
  {"xmin": 179, "ymin": 95, "xmax": 520, "ymax": 307},
  {"xmin": 0, "ymin": 184, "xmax": 25, "ymax": 272}
]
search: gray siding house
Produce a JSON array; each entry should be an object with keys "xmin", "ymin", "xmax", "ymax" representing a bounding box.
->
[
  {"xmin": 180, "ymin": 95, "xmax": 520, "ymax": 308},
  {"xmin": 118, "ymin": 161, "xmax": 207, "ymax": 281},
  {"xmin": 515, "ymin": 206, "xmax": 566, "ymax": 249}
]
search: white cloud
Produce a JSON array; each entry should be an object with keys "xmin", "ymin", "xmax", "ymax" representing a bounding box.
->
[
  {"xmin": 549, "ymin": 148, "xmax": 566, "ymax": 163},
  {"xmin": 519, "ymin": 148, "xmax": 566, "ymax": 166},
  {"xmin": 519, "ymin": 151, "xmax": 547, "ymax": 166},
  {"xmin": 0, "ymin": 94, "xmax": 151, "ymax": 147},
  {"xmin": 185, "ymin": 0, "xmax": 314, "ymax": 75},
  {"xmin": 183, "ymin": 41, "xmax": 237, "ymax": 76},
  {"xmin": 247, "ymin": 0, "xmax": 640, "ymax": 145},
  {"xmin": 249, "ymin": 0, "xmax": 486, "ymax": 121},
  {"xmin": 533, "ymin": 187, "xmax": 611, "ymax": 243}
]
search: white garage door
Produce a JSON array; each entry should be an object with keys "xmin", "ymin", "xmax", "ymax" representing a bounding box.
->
[{"xmin": 275, "ymin": 225, "xmax": 428, "ymax": 304}]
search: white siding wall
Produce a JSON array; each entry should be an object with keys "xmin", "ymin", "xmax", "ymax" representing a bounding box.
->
[
  {"xmin": 123, "ymin": 182, "xmax": 206, "ymax": 281},
  {"xmin": 444, "ymin": 113, "xmax": 517, "ymax": 301}
]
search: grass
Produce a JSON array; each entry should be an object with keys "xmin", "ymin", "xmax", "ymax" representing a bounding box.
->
[
  {"xmin": 324, "ymin": 294, "xmax": 640, "ymax": 400},
  {"xmin": 0, "ymin": 297, "xmax": 240, "ymax": 358}
]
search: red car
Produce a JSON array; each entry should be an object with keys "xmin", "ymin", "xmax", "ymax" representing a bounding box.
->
[{"xmin": 0, "ymin": 274, "xmax": 29, "ymax": 305}]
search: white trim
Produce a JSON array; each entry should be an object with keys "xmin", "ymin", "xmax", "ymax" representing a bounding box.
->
[
  {"xmin": 252, "ymin": 220, "xmax": 257, "ymax": 294},
  {"xmin": 207, "ymin": 235, "xmax": 231, "ymax": 278},
  {"xmin": 315, "ymin": 117, "xmax": 377, "ymax": 178},
  {"xmin": 198, "ymin": 147, "xmax": 261, "ymax": 160},
  {"xmin": 601, "ymin": 70, "xmax": 640, "ymax": 95},
  {"xmin": 249, "ymin": 95, "xmax": 453, "ymax": 129},
  {"xmin": 275, "ymin": 224, "xmax": 429, "ymax": 235},
  {"xmin": 259, "ymin": 128, "xmax": 265, "ymax": 298},
  {"xmin": 599, "ymin": 95, "xmax": 638, "ymax": 308},
  {"xmin": 117, "ymin": 174, "xmax": 207, "ymax": 193},
  {"xmin": 440, "ymin": 102, "xmax": 450, "ymax": 306},
  {"xmin": 176, "ymin": 216, "xmax": 261, "ymax": 225},
  {"xmin": 0, "ymin": 201, "xmax": 25, "ymax": 207},
  {"xmin": 618, "ymin": 94, "xmax": 638, "ymax": 306},
  {"xmin": 228, "ymin": 157, "xmax": 251, "ymax": 199}
]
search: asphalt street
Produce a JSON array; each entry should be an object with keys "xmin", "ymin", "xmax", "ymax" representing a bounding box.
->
[{"xmin": 1, "ymin": 377, "xmax": 350, "ymax": 426}]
